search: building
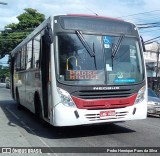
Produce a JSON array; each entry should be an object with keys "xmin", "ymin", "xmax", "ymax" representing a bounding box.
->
[
  {"xmin": 144, "ymin": 42, "xmax": 160, "ymax": 91},
  {"xmin": 143, "ymin": 42, "xmax": 160, "ymax": 77}
]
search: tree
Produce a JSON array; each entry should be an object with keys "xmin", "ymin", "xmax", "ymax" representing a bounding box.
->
[
  {"xmin": 0, "ymin": 8, "xmax": 45, "ymax": 58},
  {"xmin": 0, "ymin": 66, "xmax": 10, "ymax": 82}
]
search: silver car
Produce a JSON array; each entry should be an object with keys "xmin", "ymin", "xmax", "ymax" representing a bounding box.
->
[{"xmin": 147, "ymin": 88, "xmax": 160, "ymax": 116}]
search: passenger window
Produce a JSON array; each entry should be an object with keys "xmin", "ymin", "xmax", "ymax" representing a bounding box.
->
[
  {"xmin": 21, "ymin": 46, "xmax": 26, "ymax": 70},
  {"xmin": 33, "ymin": 34, "xmax": 41, "ymax": 68},
  {"xmin": 26, "ymin": 41, "xmax": 32, "ymax": 69},
  {"xmin": 15, "ymin": 52, "xmax": 21, "ymax": 71}
]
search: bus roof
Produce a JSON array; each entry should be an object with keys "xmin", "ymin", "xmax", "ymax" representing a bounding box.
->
[{"xmin": 67, "ymin": 14, "xmax": 124, "ymax": 22}]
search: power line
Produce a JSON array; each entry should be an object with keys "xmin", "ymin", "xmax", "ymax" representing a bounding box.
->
[
  {"xmin": 139, "ymin": 28, "xmax": 160, "ymax": 33},
  {"xmin": 137, "ymin": 22, "xmax": 160, "ymax": 26},
  {"xmin": 118, "ymin": 10, "xmax": 160, "ymax": 29},
  {"xmin": 0, "ymin": 2, "xmax": 7, "ymax": 5},
  {"xmin": 144, "ymin": 36, "xmax": 160, "ymax": 43},
  {"xmin": 122, "ymin": 13, "xmax": 160, "ymax": 21},
  {"xmin": 118, "ymin": 9, "xmax": 160, "ymax": 18},
  {"xmin": 85, "ymin": 7, "xmax": 98, "ymax": 16},
  {"xmin": 138, "ymin": 25, "xmax": 160, "ymax": 29}
]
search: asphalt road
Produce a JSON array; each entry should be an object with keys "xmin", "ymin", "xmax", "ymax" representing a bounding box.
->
[{"xmin": 0, "ymin": 83, "xmax": 160, "ymax": 156}]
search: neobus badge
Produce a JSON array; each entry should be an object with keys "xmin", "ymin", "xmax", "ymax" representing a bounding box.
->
[{"xmin": 93, "ymin": 86, "xmax": 120, "ymax": 90}]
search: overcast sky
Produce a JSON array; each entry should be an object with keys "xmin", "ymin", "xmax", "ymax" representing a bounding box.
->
[{"xmin": 0, "ymin": 0, "xmax": 160, "ymax": 41}]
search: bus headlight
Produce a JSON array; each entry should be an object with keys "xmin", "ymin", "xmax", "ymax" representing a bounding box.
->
[
  {"xmin": 57, "ymin": 87, "xmax": 76, "ymax": 107},
  {"xmin": 134, "ymin": 86, "xmax": 146, "ymax": 104}
]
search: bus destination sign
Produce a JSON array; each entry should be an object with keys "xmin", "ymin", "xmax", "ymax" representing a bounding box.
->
[{"xmin": 66, "ymin": 70, "xmax": 99, "ymax": 80}]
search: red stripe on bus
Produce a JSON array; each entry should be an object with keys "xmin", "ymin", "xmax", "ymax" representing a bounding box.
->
[{"xmin": 71, "ymin": 93, "xmax": 137, "ymax": 109}]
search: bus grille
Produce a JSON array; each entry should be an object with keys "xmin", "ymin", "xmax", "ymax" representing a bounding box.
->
[
  {"xmin": 72, "ymin": 89, "xmax": 132, "ymax": 99},
  {"xmin": 85, "ymin": 111, "xmax": 128, "ymax": 121}
]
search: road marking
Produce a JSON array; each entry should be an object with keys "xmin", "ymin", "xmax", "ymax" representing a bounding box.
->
[{"xmin": 6, "ymin": 106, "xmax": 58, "ymax": 156}]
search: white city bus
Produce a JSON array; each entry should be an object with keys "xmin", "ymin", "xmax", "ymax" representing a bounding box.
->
[{"xmin": 10, "ymin": 14, "xmax": 147, "ymax": 126}]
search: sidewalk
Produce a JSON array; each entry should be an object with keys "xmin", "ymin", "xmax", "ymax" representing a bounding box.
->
[
  {"xmin": 0, "ymin": 104, "xmax": 30, "ymax": 147},
  {"xmin": 0, "ymin": 87, "xmax": 41, "ymax": 155}
]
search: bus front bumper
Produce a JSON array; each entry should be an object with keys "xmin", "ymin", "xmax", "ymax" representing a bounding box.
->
[{"xmin": 53, "ymin": 100, "xmax": 147, "ymax": 126}]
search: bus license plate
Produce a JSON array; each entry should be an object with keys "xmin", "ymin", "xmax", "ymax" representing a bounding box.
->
[{"xmin": 100, "ymin": 110, "xmax": 116, "ymax": 118}]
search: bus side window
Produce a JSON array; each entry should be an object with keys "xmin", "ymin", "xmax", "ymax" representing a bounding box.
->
[
  {"xmin": 33, "ymin": 34, "xmax": 41, "ymax": 68},
  {"xmin": 16, "ymin": 52, "xmax": 21, "ymax": 71},
  {"xmin": 21, "ymin": 46, "xmax": 26, "ymax": 70},
  {"xmin": 26, "ymin": 40, "xmax": 32, "ymax": 69}
]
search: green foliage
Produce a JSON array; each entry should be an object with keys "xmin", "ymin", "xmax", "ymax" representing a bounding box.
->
[
  {"xmin": 0, "ymin": 8, "xmax": 45, "ymax": 58},
  {"xmin": 6, "ymin": 8, "xmax": 45, "ymax": 31},
  {"xmin": 0, "ymin": 66, "xmax": 10, "ymax": 78},
  {"xmin": 0, "ymin": 31, "xmax": 30, "ymax": 57}
]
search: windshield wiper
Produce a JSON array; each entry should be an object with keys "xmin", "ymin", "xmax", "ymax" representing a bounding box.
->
[
  {"xmin": 76, "ymin": 30, "xmax": 95, "ymax": 57},
  {"xmin": 112, "ymin": 34, "xmax": 124, "ymax": 59}
]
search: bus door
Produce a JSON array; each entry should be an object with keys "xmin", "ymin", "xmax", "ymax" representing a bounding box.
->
[
  {"xmin": 40, "ymin": 25, "xmax": 53, "ymax": 119},
  {"xmin": 10, "ymin": 56, "xmax": 15, "ymax": 99}
]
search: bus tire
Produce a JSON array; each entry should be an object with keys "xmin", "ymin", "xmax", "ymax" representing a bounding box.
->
[{"xmin": 16, "ymin": 88, "xmax": 23, "ymax": 110}]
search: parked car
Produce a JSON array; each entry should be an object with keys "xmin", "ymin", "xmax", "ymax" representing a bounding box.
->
[
  {"xmin": 147, "ymin": 88, "xmax": 160, "ymax": 116},
  {"xmin": 5, "ymin": 78, "xmax": 11, "ymax": 89}
]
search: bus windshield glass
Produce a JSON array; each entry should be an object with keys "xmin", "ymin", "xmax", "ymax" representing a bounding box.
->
[{"xmin": 57, "ymin": 33, "xmax": 144, "ymax": 85}]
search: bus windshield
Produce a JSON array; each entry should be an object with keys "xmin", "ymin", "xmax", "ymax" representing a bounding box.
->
[{"xmin": 57, "ymin": 33, "xmax": 144, "ymax": 85}]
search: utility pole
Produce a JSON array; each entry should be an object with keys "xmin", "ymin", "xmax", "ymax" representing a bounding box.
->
[
  {"xmin": 156, "ymin": 43, "xmax": 160, "ymax": 78},
  {"xmin": 155, "ymin": 42, "xmax": 160, "ymax": 91}
]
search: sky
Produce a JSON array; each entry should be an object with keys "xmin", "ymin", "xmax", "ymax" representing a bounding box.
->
[
  {"xmin": 1, "ymin": 0, "xmax": 160, "ymax": 64},
  {"xmin": 0, "ymin": 0, "xmax": 160, "ymax": 40},
  {"xmin": 0, "ymin": 54, "xmax": 9, "ymax": 66}
]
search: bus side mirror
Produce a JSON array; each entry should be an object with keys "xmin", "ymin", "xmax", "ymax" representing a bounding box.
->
[
  {"xmin": 140, "ymin": 36, "xmax": 146, "ymax": 52},
  {"xmin": 44, "ymin": 23, "xmax": 53, "ymax": 45}
]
